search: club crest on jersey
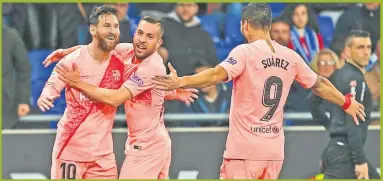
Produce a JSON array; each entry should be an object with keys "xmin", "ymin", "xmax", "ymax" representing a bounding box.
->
[
  {"xmin": 350, "ymin": 80, "xmax": 357, "ymax": 97},
  {"xmin": 225, "ymin": 57, "xmax": 237, "ymax": 65},
  {"xmin": 112, "ymin": 70, "xmax": 121, "ymax": 81}
]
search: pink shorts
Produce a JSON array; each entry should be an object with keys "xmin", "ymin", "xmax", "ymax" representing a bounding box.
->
[
  {"xmin": 119, "ymin": 150, "xmax": 171, "ymax": 179},
  {"xmin": 219, "ymin": 158, "xmax": 283, "ymax": 179},
  {"xmin": 50, "ymin": 154, "xmax": 118, "ymax": 179}
]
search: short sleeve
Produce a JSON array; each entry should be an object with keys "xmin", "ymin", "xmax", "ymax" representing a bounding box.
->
[
  {"xmin": 218, "ymin": 45, "xmax": 246, "ymax": 82},
  {"xmin": 42, "ymin": 48, "xmax": 81, "ymax": 96},
  {"xmin": 123, "ymin": 63, "xmax": 165, "ymax": 97},
  {"xmin": 293, "ymin": 51, "xmax": 318, "ymax": 88}
]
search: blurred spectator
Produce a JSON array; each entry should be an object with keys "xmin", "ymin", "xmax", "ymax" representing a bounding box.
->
[
  {"xmin": 2, "ymin": 25, "xmax": 31, "ymax": 129},
  {"xmin": 56, "ymin": 3, "xmax": 101, "ymax": 48},
  {"xmin": 330, "ymin": 3, "xmax": 380, "ymax": 56},
  {"xmin": 312, "ymin": 3, "xmax": 356, "ymax": 26},
  {"xmin": 310, "ymin": 49, "xmax": 342, "ymax": 78},
  {"xmin": 283, "ymin": 4, "xmax": 324, "ymax": 64},
  {"xmin": 270, "ymin": 16, "xmax": 291, "ymax": 47},
  {"xmin": 365, "ymin": 40, "xmax": 380, "ymax": 113},
  {"xmin": 160, "ymin": 2, "xmax": 219, "ymax": 76},
  {"xmin": 105, "ymin": 3, "xmax": 133, "ymax": 43},
  {"xmin": 136, "ymin": 3, "xmax": 175, "ymax": 19},
  {"xmin": 184, "ymin": 66, "xmax": 231, "ymax": 126},
  {"xmin": 305, "ymin": 49, "xmax": 341, "ymax": 127},
  {"xmin": 4, "ymin": 3, "xmax": 55, "ymax": 50},
  {"xmin": 311, "ymin": 3, "xmax": 355, "ymax": 14},
  {"xmin": 161, "ymin": 3, "xmax": 220, "ymax": 117}
]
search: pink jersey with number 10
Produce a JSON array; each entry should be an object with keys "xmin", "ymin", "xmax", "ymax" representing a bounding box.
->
[{"xmin": 218, "ymin": 40, "xmax": 318, "ymax": 161}]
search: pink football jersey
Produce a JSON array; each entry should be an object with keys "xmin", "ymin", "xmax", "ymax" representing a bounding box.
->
[
  {"xmin": 113, "ymin": 43, "xmax": 171, "ymax": 157},
  {"xmin": 42, "ymin": 46, "xmax": 124, "ymax": 162},
  {"xmin": 218, "ymin": 40, "xmax": 318, "ymax": 160}
]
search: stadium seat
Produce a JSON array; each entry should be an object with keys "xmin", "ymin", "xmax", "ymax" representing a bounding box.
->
[
  {"xmin": 226, "ymin": 3, "xmax": 244, "ymax": 15},
  {"xmin": 28, "ymin": 49, "xmax": 56, "ymax": 82},
  {"xmin": 199, "ymin": 14, "xmax": 222, "ymax": 46},
  {"xmin": 127, "ymin": 3, "xmax": 140, "ymax": 19},
  {"xmin": 317, "ymin": 16, "xmax": 334, "ymax": 48},
  {"xmin": 224, "ymin": 14, "xmax": 244, "ymax": 48},
  {"xmin": 216, "ymin": 47, "xmax": 231, "ymax": 62},
  {"xmin": 268, "ymin": 3, "xmax": 286, "ymax": 15}
]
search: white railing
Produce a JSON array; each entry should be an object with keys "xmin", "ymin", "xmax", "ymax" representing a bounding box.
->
[{"xmin": 19, "ymin": 112, "xmax": 381, "ymax": 122}]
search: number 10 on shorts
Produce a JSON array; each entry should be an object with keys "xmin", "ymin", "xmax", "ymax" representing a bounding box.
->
[{"xmin": 60, "ymin": 162, "xmax": 76, "ymax": 179}]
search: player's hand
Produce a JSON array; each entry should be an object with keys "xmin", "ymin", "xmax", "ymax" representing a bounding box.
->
[
  {"xmin": 42, "ymin": 49, "xmax": 66, "ymax": 68},
  {"xmin": 37, "ymin": 95, "xmax": 59, "ymax": 112},
  {"xmin": 152, "ymin": 63, "xmax": 181, "ymax": 91},
  {"xmin": 355, "ymin": 163, "xmax": 369, "ymax": 179},
  {"xmin": 56, "ymin": 63, "xmax": 81, "ymax": 88},
  {"xmin": 345, "ymin": 97, "xmax": 366, "ymax": 125},
  {"xmin": 18, "ymin": 104, "xmax": 30, "ymax": 117},
  {"xmin": 175, "ymin": 88, "xmax": 199, "ymax": 105}
]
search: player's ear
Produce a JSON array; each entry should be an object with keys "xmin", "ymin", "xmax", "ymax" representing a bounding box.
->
[
  {"xmin": 241, "ymin": 20, "xmax": 248, "ymax": 31},
  {"xmin": 344, "ymin": 46, "xmax": 351, "ymax": 58},
  {"xmin": 89, "ymin": 25, "xmax": 96, "ymax": 36},
  {"xmin": 156, "ymin": 39, "xmax": 163, "ymax": 49}
]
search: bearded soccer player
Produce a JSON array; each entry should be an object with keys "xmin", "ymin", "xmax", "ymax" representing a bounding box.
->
[
  {"xmin": 43, "ymin": 16, "xmax": 197, "ymax": 179},
  {"xmin": 150, "ymin": 3, "xmax": 366, "ymax": 179},
  {"xmin": 37, "ymin": 5, "xmax": 123, "ymax": 179}
]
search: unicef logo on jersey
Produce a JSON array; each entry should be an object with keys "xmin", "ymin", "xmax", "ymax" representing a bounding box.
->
[
  {"xmin": 225, "ymin": 57, "xmax": 237, "ymax": 65},
  {"xmin": 250, "ymin": 125, "xmax": 280, "ymax": 134}
]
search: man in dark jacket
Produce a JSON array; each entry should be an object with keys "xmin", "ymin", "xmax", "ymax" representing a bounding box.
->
[
  {"xmin": 330, "ymin": 3, "xmax": 380, "ymax": 56},
  {"xmin": 159, "ymin": 2, "xmax": 219, "ymax": 77},
  {"xmin": 2, "ymin": 25, "xmax": 31, "ymax": 129},
  {"xmin": 307, "ymin": 30, "xmax": 380, "ymax": 179}
]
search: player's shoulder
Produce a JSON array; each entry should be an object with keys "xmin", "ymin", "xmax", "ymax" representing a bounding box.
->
[
  {"xmin": 3, "ymin": 25, "xmax": 19, "ymax": 37},
  {"xmin": 61, "ymin": 46, "xmax": 84, "ymax": 63},
  {"xmin": 138, "ymin": 53, "xmax": 166, "ymax": 75},
  {"xmin": 233, "ymin": 43, "xmax": 250, "ymax": 52},
  {"xmin": 336, "ymin": 63, "xmax": 364, "ymax": 80},
  {"xmin": 228, "ymin": 44, "xmax": 250, "ymax": 59}
]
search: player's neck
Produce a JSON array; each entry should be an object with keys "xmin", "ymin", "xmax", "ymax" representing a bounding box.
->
[
  {"xmin": 247, "ymin": 30, "xmax": 271, "ymax": 44},
  {"xmin": 133, "ymin": 56, "xmax": 143, "ymax": 64},
  {"xmin": 87, "ymin": 43, "xmax": 111, "ymax": 62}
]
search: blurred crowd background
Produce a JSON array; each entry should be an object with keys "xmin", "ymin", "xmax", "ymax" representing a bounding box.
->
[{"xmin": 2, "ymin": 2, "xmax": 380, "ymax": 129}]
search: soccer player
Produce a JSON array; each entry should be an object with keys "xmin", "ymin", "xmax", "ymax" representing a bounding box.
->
[
  {"xmin": 39, "ymin": 7, "xmax": 196, "ymax": 179},
  {"xmin": 150, "ymin": 3, "xmax": 366, "ymax": 179},
  {"xmin": 307, "ymin": 30, "xmax": 380, "ymax": 179},
  {"xmin": 37, "ymin": 5, "xmax": 123, "ymax": 179},
  {"xmin": 46, "ymin": 16, "xmax": 186, "ymax": 179}
]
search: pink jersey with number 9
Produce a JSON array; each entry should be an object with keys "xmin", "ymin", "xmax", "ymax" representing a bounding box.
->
[{"xmin": 218, "ymin": 40, "xmax": 318, "ymax": 161}]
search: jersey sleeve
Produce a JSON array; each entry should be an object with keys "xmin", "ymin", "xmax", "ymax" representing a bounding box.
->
[
  {"xmin": 293, "ymin": 51, "xmax": 318, "ymax": 89},
  {"xmin": 218, "ymin": 45, "xmax": 246, "ymax": 82},
  {"xmin": 123, "ymin": 62, "xmax": 165, "ymax": 97},
  {"xmin": 41, "ymin": 49, "xmax": 81, "ymax": 97}
]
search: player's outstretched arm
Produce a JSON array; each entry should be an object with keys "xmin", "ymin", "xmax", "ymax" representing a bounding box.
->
[
  {"xmin": 310, "ymin": 76, "xmax": 366, "ymax": 125},
  {"xmin": 152, "ymin": 63, "xmax": 228, "ymax": 90},
  {"xmin": 43, "ymin": 45, "xmax": 83, "ymax": 67},
  {"xmin": 55, "ymin": 63, "xmax": 132, "ymax": 107}
]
